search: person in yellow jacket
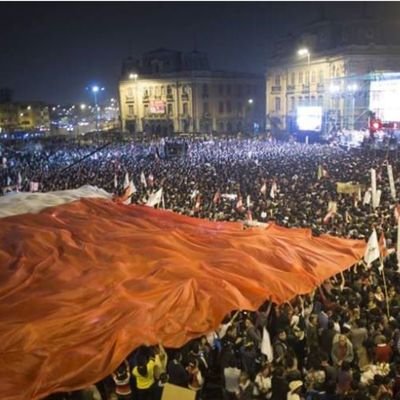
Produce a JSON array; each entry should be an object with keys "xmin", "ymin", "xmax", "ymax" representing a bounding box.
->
[{"xmin": 132, "ymin": 353, "xmax": 160, "ymax": 400}]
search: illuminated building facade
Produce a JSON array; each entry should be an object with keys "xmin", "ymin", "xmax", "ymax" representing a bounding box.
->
[
  {"xmin": 266, "ymin": 17, "xmax": 400, "ymax": 134},
  {"xmin": 119, "ymin": 49, "xmax": 265, "ymax": 135},
  {"xmin": 0, "ymin": 99, "xmax": 50, "ymax": 133}
]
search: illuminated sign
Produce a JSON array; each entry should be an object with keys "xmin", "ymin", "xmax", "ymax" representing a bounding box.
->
[
  {"xmin": 149, "ymin": 100, "xmax": 165, "ymax": 114},
  {"xmin": 296, "ymin": 106, "xmax": 322, "ymax": 131},
  {"xmin": 370, "ymin": 79, "xmax": 400, "ymax": 121}
]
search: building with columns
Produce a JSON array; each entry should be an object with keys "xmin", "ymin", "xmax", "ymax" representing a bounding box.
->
[
  {"xmin": 119, "ymin": 49, "xmax": 265, "ymax": 135},
  {"xmin": 266, "ymin": 16, "xmax": 400, "ymax": 134}
]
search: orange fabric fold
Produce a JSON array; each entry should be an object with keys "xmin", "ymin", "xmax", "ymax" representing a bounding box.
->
[{"xmin": 0, "ymin": 199, "xmax": 365, "ymax": 399}]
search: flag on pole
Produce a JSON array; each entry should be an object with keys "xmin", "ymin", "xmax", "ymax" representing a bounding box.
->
[
  {"xmin": 387, "ymin": 164, "xmax": 396, "ymax": 200},
  {"xmin": 363, "ymin": 188, "xmax": 372, "ymax": 205},
  {"xmin": 140, "ymin": 172, "xmax": 147, "ymax": 188},
  {"xmin": 213, "ymin": 190, "xmax": 221, "ymax": 205},
  {"xmin": 190, "ymin": 189, "xmax": 199, "ymax": 201},
  {"xmin": 148, "ymin": 173, "xmax": 154, "ymax": 187},
  {"xmin": 260, "ymin": 182, "xmax": 267, "ymax": 195},
  {"xmin": 397, "ymin": 217, "xmax": 400, "ymax": 272},
  {"xmin": 236, "ymin": 196, "xmax": 245, "ymax": 213},
  {"xmin": 123, "ymin": 173, "xmax": 129, "ymax": 190},
  {"xmin": 379, "ymin": 231, "xmax": 388, "ymax": 259},
  {"xmin": 323, "ymin": 201, "xmax": 337, "ymax": 224},
  {"xmin": 146, "ymin": 188, "xmax": 163, "ymax": 208},
  {"xmin": 371, "ymin": 169, "xmax": 378, "ymax": 208},
  {"xmin": 121, "ymin": 181, "xmax": 136, "ymax": 205},
  {"xmin": 17, "ymin": 172, "xmax": 22, "ymax": 191},
  {"xmin": 194, "ymin": 194, "xmax": 201, "ymax": 212},
  {"xmin": 246, "ymin": 209, "xmax": 253, "ymax": 222},
  {"xmin": 375, "ymin": 189, "xmax": 382, "ymax": 208},
  {"xmin": 270, "ymin": 181, "xmax": 277, "ymax": 199},
  {"xmin": 364, "ymin": 229, "xmax": 380, "ymax": 267},
  {"xmin": 261, "ymin": 327, "xmax": 274, "ymax": 362},
  {"xmin": 246, "ymin": 195, "xmax": 251, "ymax": 208}
]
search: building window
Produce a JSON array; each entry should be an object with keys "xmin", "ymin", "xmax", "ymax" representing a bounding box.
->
[
  {"xmin": 219, "ymin": 101, "xmax": 224, "ymax": 114},
  {"xmin": 167, "ymin": 86, "xmax": 172, "ymax": 95},
  {"xmin": 311, "ymin": 71, "xmax": 316, "ymax": 83},
  {"xmin": 226, "ymin": 101, "xmax": 232, "ymax": 113},
  {"xmin": 305, "ymin": 71, "xmax": 310, "ymax": 84},
  {"xmin": 311, "ymin": 96, "xmax": 316, "ymax": 105},
  {"xmin": 144, "ymin": 105, "xmax": 149, "ymax": 116},
  {"xmin": 318, "ymin": 96, "xmax": 323, "ymax": 106},
  {"xmin": 247, "ymin": 85, "xmax": 251, "ymax": 95},
  {"xmin": 299, "ymin": 72, "xmax": 303, "ymax": 84},
  {"xmin": 318, "ymin": 70, "xmax": 324, "ymax": 83},
  {"xmin": 290, "ymin": 96, "xmax": 295, "ymax": 111},
  {"xmin": 127, "ymin": 87, "xmax": 133, "ymax": 98},
  {"xmin": 167, "ymin": 103, "xmax": 173, "ymax": 115},
  {"xmin": 219, "ymin": 84, "xmax": 224, "ymax": 96},
  {"xmin": 128, "ymin": 105, "xmax": 134, "ymax": 115},
  {"xmin": 275, "ymin": 74, "xmax": 281, "ymax": 86},
  {"xmin": 183, "ymin": 103, "xmax": 188, "ymax": 115},
  {"xmin": 237, "ymin": 102, "xmax": 243, "ymax": 113},
  {"xmin": 202, "ymin": 84, "xmax": 208, "ymax": 96},
  {"xmin": 290, "ymin": 72, "xmax": 295, "ymax": 86},
  {"xmin": 275, "ymin": 97, "xmax": 281, "ymax": 112},
  {"xmin": 304, "ymin": 96, "xmax": 309, "ymax": 105},
  {"xmin": 237, "ymin": 85, "xmax": 243, "ymax": 97},
  {"xmin": 218, "ymin": 122, "xmax": 224, "ymax": 131},
  {"xmin": 203, "ymin": 102, "xmax": 209, "ymax": 113},
  {"xmin": 298, "ymin": 96, "xmax": 303, "ymax": 106},
  {"xmin": 226, "ymin": 84, "xmax": 231, "ymax": 95}
]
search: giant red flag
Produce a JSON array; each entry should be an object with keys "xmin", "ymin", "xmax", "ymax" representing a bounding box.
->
[{"xmin": 0, "ymin": 195, "xmax": 365, "ymax": 399}]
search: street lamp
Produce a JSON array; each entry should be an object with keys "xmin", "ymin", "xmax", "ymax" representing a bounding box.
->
[
  {"xmin": 298, "ymin": 48, "xmax": 310, "ymax": 66},
  {"xmin": 129, "ymin": 73, "xmax": 138, "ymax": 80},
  {"xmin": 88, "ymin": 85, "xmax": 105, "ymax": 134}
]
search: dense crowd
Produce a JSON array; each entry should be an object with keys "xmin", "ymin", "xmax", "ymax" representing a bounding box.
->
[{"xmin": 1, "ymin": 136, "xmax": 400, "ymax": 400}]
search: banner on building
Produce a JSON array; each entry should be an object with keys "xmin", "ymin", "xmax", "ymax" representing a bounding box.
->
[{"xmin": 149, "ymin": 100, "xmax": 166, "ymax": 114}]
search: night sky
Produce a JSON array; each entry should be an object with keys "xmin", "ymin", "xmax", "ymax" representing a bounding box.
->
[{"xmin": 0, "ymin": 2, "xmax": 398, "ymax": 104}]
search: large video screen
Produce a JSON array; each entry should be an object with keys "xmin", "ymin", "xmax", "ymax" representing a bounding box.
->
[
  {"xmin": 296, "ymin": 106, "xmax": 322, "ymax": 131},
  {"xmin": 370, "ymin": 79, "xmax": 400, "ymax": 121}
]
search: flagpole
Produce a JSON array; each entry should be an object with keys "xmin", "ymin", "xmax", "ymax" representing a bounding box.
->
[{"xmin": 379, "ymin": 254, "xmax": 390, "ymax": 317}]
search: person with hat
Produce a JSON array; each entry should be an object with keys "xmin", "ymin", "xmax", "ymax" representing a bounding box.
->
[{"xmin": 287, "ymin": 380, "xmax": 303, "ymax": 400}]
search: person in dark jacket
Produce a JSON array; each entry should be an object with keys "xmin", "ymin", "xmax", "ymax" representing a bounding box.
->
[
  {"xmin": 271, "ymin": 366, "xmax": 289, "ymax": 400},
  {"xmin": 167, "ymin": 351, "xmax": 188, "ymax": 388}
]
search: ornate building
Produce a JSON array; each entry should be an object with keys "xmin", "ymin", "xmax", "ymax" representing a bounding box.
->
[
  {"xmin": 119, "ymin": 49, "xmax": 265, "ymax": 135},
  {"xmin": 266, "ymin": 17, "xmax": 400, "ymax": 133}
]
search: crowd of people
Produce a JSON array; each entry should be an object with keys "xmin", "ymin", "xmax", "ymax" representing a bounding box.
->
[{"xmin": 1, "ymin": 135, "xmax": 400, "ymax": 400}]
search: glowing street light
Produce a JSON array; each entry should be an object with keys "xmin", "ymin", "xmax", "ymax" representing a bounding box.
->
[
  {"xmin": 248, "ymin": 98, "xmax": 254, "ymax": 105},
  {"xmin": 129, "ymin": 73, "xmax": 138, "ymax": 80},
  {"xmin": 87, "ymin": 85, "xmax": 105, "ymax": 134},
  {"xmin": 80, "ymin": 104, "xmax": 86, "ymax": 110},
  {"xmin": 329, "ymin": 84, "xmax": 340, "ymax": 94},
  {"xmin": 298, "ymin": 48, "xmax": 310, "ymax": 65}
]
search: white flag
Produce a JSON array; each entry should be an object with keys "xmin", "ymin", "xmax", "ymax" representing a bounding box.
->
[
  {"xmin": 17, "ymin": 172, "xmax": 22, "ymax": 186},
  {"xmin": 260, "ymin": 182, "xmax": 267, "ymax": 195},
  {"xmin": 375, "ymin": 189, "xmax": 382, "ymax": 208},
  {"xmin": 364, "ymin": 229, "xmax": 380, "ymax": 267},
  {"xmin": 221, "ymin": 193, "xmax": 237, "ymax": 200},
  {"xmin": 270, "ymin": 181, "xmax": 277, "ymax": 199},
  {"xmin": 140, "ymin": 171, "xmax": 147, "ymax": 188},
  {"xmin": 123, "ymin": 172, "xmax": 129, "ymax": 190},
  {"xmin": 114, "ymin": 174, "xmax": 118, "ymax": 189},
  {"xmin": 146, "ymin": 188, "xmax": 163, "ymax": 207},
  {"xmin": 371, "ymin": 169, "xmax": 378, "ymax": 208},
  {"xmin": 261, "ymin": 327, "xmax": 274, "ymax": 362},
  {"xmin": 387, "ymin": 164, "xmax": 396, "ymax": 200},
  {"xmin": 397, "ymin": 217, "xmax": 400, "ymax": 272},
  {"xmin": 7, "ymin": 176, "xmax": 11, "ymax": 186},
  {"xmin": 363, "ymin": 188, "xmax": 372, "ymax": 205},
  {"xmin": 2, "ymin": 157, "xmax": 6, "ymax": 167},
  {"xmin": 246, "ymin": 195, "xmax": 251, "ymax": 208}
]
